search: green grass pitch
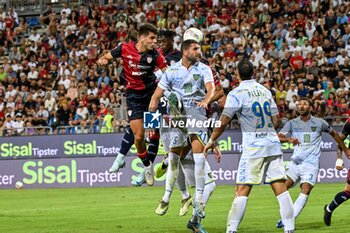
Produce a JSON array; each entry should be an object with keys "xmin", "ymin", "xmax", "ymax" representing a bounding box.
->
[{"xmin": 0, "ymin": 183, "xmax": 348, "ymax": 233}]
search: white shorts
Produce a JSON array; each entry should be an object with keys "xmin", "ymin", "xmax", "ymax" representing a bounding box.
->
[
  {"xmin": 180, "ymin": 156, "xmax": 214, "ymax": 188},
  {"xmin": 184, "ymin": 106, "xmax": 208, "ymax": 144},
  {"xmin": 160, "ymin": 126, "xmax": 188, "ymax": 153},
  {"xmin": 286, "ymin": 161, "xmax": 318, "ymax": 186},
  {"xmin": 236, "ymin": 155, "xmax": 287, "ymax": 185}
]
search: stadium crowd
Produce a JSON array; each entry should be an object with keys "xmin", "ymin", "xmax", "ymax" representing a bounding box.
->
[{"xmin": 0, "ymin": 0, "xmax": 350, "ymax": 136}]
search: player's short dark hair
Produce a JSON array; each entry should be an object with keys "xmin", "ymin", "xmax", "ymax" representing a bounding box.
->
[
  {"xmin": 181, "ymin": 39, "xmax": 198, "ymax": 53},
  {"xmin": 128, "ymin": 31, "xmax": 138, "ymax": 42},
  {"xmin": 159, "ymin": 30, "xmax": 176, "ymax": 39},
  {"xmin": 237, "ymin": 59, "xmax": 254, "ymax": 80},
  {"xmin": 139, "ymin": 23, "xmax": 158, "ymax": 37},
  {"xmin": 299, "ymin": 97, "xmax": 313, "ymax": 106}
]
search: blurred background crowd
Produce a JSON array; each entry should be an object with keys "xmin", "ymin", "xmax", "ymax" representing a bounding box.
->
[{"xmin": 0, "ymin": 0, "xmax": 350, "ymax": 136}]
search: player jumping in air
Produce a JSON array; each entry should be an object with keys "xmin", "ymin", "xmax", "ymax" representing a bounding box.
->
[
  {"xmin": 98, "ymin": 23, "xmax": 167, "ymax": 186},
  {"xmin": 149, "ymin": 38, "xmax": 215, "ymax": 232}
]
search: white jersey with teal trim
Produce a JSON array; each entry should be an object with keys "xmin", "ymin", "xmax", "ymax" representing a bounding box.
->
[
  {"xmin": 222, "ymin": 80, "xmax": 282, "ymax": 159},
  {"xmin": 158, "ymin": 60, "xmax": 214, "ymax": 107},
  {"xmin": 279, "ymin": 116, "xmax": 332, "ymax": 167}
]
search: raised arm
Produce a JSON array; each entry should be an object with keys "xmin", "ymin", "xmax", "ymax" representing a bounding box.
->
[
  {"xmin": 197, "ymin": 81, "xmax": 215, "ymax": 109},
  {"xmin": 277, "ymin": 120, "xmax": 299, "ymax": 145},
  {"xmin": 149, "ymin": 86, "xmax": 165, "ymax": 112},
  {"xmin": 278, "ymin": 132, "xmax": 300, "ymax": 145},
  {"xmin": 98, "ymin": 44, "xmax": 122, "ymax": 66},
  {"xmin": 209, "ymin": 83, "xmax": 224, "ymax": 104},
  {"xmin": 204, "ymin": 90, "xmax": 240, "ymax": 157},
  {"xmin": 336, "ymin": 132, "xmax": 347, "ymax": 159},
  {"xmin": 330, "ymin": 129, "xmax": 350, "ymax": 159},
  {"xmin": 98, "ymin": 51, "xmax": 113, "ymax": 66}
]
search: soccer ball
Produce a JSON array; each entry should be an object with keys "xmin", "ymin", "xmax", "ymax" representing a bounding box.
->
[
  {"xmin": 183, "ymin": 28, "xmax": 203, "ymax": 43},
  {"xmin": 15, "ymin": 181, "xmax": 24, "ymax": 189}
]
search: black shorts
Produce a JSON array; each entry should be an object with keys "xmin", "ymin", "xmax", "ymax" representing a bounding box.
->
[{"xmin": 126, "ymin": 88, "xmax": 155, "ymax": 121}]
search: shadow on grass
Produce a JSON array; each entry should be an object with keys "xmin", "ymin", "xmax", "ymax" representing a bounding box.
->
[{"xmin": 296, "ymin": 221, "xmax": 325, "ymax": 231}]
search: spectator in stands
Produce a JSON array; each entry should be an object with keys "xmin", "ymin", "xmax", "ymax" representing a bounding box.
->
[
  {"xmin": 0, "ymin": 0, "xmax": 349, "ymax": 136},
  {"xmin": 99, "ymin": 92, "xmax": 110, "ymax": 107},
  {"xmin": 101, "ymin": 108, "xmax": 114, "ymax": 133},
  {"xmin": 276, "ymin": 84, "xmax": 287, "ymax": 103},
  {"xmin": 69, "ymin": 101, "xmax": 90, "ymax": 132},
  {"xmin": 52, "ymin": 103, "xmax": 71, "ymax": 133},
  {"xmin": 66, "ymin": 82, "xmax": 78, "ymax": 101},
  {"xmin": 0, "ymin": 66, "xmax": 6, "ymax": 82},
  {"xmin": 0, "ymin": 117, "xmax": 4, "ymax": 136},
  {"xmin": 98, "ymin": 70, "xmax": 110, "ymax": 87},
  {"xmin": 327, "ymin": 92, "xmax": 339, "ymax": 108},
  {"xmin": 87, "ymin": 80, "xmax": 98, "ymax": 102},
  {"xmin": 11, "ymin": 113, "xmax": 24, "ymax": 136},
  {"xmin": 28, "ymin": 28, "xmax": 40, "ymax": 43},
  {"xmin": 0, "ymin": 95, "xmax": 4, "ymax": 112},
  {"xmin": 297, "ymin": 82, "xmax": 309, "ymax": 98},
  {"xmin": 37, "ymin": 103, "xmax": 49, "ymax": 122},
  {"xmin": 278, "ymin": 98, "xmax": 289, "ymax": 123},
  {"xmin": 5, "ymin": 83, "xmax": 17, "ymax": 99},
  {"xmin": 4, "ymin": 114, "xmax": 13, "ymax": 136},
  {"xmin": 325, "ymin": 81, "xmax": 336, "ymax": 99},
  {"xmin": 61, "ymin": 2, "xmax": 71, "ymax": 17}
]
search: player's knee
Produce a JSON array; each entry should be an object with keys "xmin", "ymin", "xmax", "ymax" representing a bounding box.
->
[
  {"xmin": 345, "ymin": 184, "xmax": 350, "ymax": 194},
  {"xmin": 343, "ymin": 189, "xmax": 350, "ymax": 197},
  {"xmin": 235, "ymin": 185, "xmax": 251, "ymax": 197},
  {"xmin": 134, "ymin": 134, "xmax": 144, "ymax": 143},
  {"xmin": 301, "ymin": 183, "xmax": 313, "ymax": 195},
  {"xmin": 285, "ymin": 177, "xmax": 294, "ymax": 189},
  {"xmin": 170, "ymin": 147, "xmax": 182, "ymax": 155},
  {"xmin": 179, "ymin": 144, "xmax": 191, "ymax": 158}
]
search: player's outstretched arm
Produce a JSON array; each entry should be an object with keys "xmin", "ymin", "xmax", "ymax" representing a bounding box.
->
[
  {"xmin": 209, "ymin": 84, "xmax": 224, "ymax": 104},
  {"xmin": 149, "ymin": 86, "xmax": 165, "ymax": 112},
  {"xmin": 271, "ymin": 115, "xmax": 280, "ymax": 129},
  {"xmin": 213, "ymin": 145, "xmax": 222, "ymax": 163},
  {"xmin": 278, "ymin": 132, "xmax": 300, "ymax": 145},
  {"xmin": 98, "ymin": 51, "xmax": 113, "ymax": 66},
  {"xmin": 336, "ymin": 133, "xmax": 347, "ymax": 158},
  {"xmin": 197, "ymin": 81, "xmax": 215, "ymax": 109},
  {"xmin": 204, "ymin": 114, "xmax": 231, "ymax": 156},
  {"xmin": 334, "ymin": 133, "xmax": 347, "ymax": 170},
  {"xmin": 329, "ymin": 130, "xmax": 350, "ymax": 159}
]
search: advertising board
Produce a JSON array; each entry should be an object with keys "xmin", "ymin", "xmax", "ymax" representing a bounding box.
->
[
  {"xmin": 0, "ymin": 152, "xmax": 348, "ymax": 189},
  {"xmin": 0, "ymin": 130, "xmax": 345, "ymax": 160}
]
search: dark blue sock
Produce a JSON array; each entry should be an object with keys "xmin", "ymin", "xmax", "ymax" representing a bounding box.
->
[
  {"xmin": 119, "ymin": 127, "xmax": 135, "ymax": 156},
  {"xmin": 147, "ymin": 138, "xmax": 159, "ymax": 163},
  {"xmin": 328, "ymin": 190, "xmax": 350, "ymax": 212}
]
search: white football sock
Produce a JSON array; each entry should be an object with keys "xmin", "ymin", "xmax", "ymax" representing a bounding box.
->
[
  {"xmin": 293, "ymin": 193, "xmax": 309, "ymax": 218},
  {"xmin": 202, "ymin": 182, "xmax": 216, "ymax": 206},
  {"xmin": 190, "ymin": 181, "xmax": 216, "ymax": 224},
  {"xmin": 193, "ymin": 153, "xmax": 206, "ymax": 203},
  {"xmin": 190, "ymin": 193, "xmax": 199, "ymax": 223},
  {"xmin": 202, "ymin": 160, "xmax": 216, "ymax": 205},
  {"xmin": 162, "ymin": 152, "xmax": 180, "ymax": 203},
  {"xmin": 176, "ymin": 163, "xmax": 190, "ymax": 199},
  {"xmin": 117, "ymin": 152, "xmax": 125, "ymax": 159},
  {"xmin": 277, "ymin": 191, "xmax": 295, "ymax": 232},
  {"xmin": 226, "ymin": 196, "xmax": 248, "ymax": 233}
]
